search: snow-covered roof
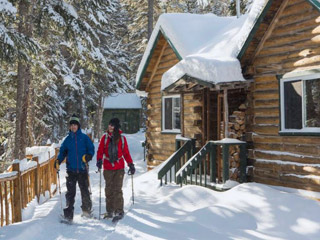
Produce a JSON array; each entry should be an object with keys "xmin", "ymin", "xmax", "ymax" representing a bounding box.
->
[
  {"xmin": 136, "ymin": 0, "xmax": 269, "ymax": 91},
  {"xmin": 103, "ymin": 93, "xmax": 142, "ymax": 109}
]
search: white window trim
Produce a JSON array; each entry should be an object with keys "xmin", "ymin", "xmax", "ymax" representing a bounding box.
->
[
  {"xmin": 162, "ymin": 95, "xmax": 181, "ymax": 133},
  {"xmin": 280, "ymin": 72, "xmax": 320, "ymax": 133}
]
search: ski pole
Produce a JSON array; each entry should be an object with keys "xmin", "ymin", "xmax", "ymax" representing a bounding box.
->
[
  {"xmin": 131, "ymin": 174, "xmax": 134, "ymax": 205},
  {"xmin": 57, "ymin": 170, "xmax": 63, "ymax": 213},
  {"xmin": 128, "ymin": 170, "xmax": 134, "ymax": 205},
  {"xmin": 99, "ymin": 169, "xmax": 102, "ymax": 220}
]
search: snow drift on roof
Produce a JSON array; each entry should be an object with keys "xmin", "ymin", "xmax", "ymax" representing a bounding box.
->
[
  {"xmin": 103, "ymin": 93, "xmax": 142, "ymax": 109},
  {"xmin": 136, "ymin": 0, "xmax": 268, "ymax": 91}
]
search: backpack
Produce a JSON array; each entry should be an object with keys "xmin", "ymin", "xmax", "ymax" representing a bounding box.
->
[{"xmin": 102, "ymin": 134, "xmax": 125, "ymax": 159}]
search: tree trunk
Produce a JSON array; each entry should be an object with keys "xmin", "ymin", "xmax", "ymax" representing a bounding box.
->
[
  {"xmin": 27, "ymin": 81, "xmax": 35, "ymax": 146},
  {"xmin": 79, "ymin": 92, "xmax": 85, "ymax": 129},
  {"xmin": 14, "ymin": 0, "xmax": 34, "ymax": 160},
  {"xmin": 94, "ymin": 92, "xmax": 104, "ymax": 139},
  {"xmin": 148, "ymin": 0, "xmax": 154, "ymax": 39}
]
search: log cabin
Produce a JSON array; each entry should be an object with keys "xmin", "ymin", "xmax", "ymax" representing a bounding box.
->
[
  {"xmin": 102, "ymin": 93, "xmax": 142, "ymax": 134},
  {"xmin": 136, "ymin": 0, "xmax": 320, "ymax": 192}
]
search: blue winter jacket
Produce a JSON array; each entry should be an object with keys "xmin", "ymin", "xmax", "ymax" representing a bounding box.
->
[{"xmin": 57, "ymin": 128, "xmax": 95, "ymax": 172}]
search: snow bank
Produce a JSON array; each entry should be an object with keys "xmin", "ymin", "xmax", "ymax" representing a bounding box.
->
[{"xmin": 1, "ymin": 131, "xmax": 320, "ymax": 240}]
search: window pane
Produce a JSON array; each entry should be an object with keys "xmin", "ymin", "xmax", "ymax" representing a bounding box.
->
[
  {"xmin": 173, "ymin": 98, "xmax": 180, "ymax": 129},
  {"xmin": 164, "ymin": 98, "xmax": 172, "ymax": 130},
  {"xmin": 284, "ymin": 80, "xmax": 302, "ymax": 129},
  {"xmin": 305, "ymin": 79, "xmax": 320, "ymax": 127}
]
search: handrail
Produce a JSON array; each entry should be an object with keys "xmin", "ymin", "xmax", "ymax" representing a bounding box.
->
[
  {"xmin": 176, "ymin": 139, "xmax": 247, "ymax": 189},
  {"xmin": 157, "ymin": 138, "xmax": 196, "ymax": 186},
  {"xmin": 0, "ymin": 175, "xmax": 18, "ymax": 182},
  {"xmin": 176, "ymin": 141, "xmax": 214, "ymax": 187},
  {"xmin": 0, "ymin": 146, "xmax": 59, "ymax": 227}
]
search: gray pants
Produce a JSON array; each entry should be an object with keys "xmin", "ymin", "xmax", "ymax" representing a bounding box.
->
[{"xmin": 103, "ymin": 169, "xmax": 124, "ymax": 215}]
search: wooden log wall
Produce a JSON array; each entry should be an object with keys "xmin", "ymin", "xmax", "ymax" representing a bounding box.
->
[
  {"xmin": 245, "ymin": 0, "xmax": 320, "ymax": 192},
  {"xmin": 145, "ymin": 38, "xmax": 215, "ymax": 167},
  {"xmin": 183, "ymin": 92, "xmax": 203, "ymax": 145},
  {"xmin": 146, "ymin": 38, "xmax": 180, "ymax": 167},
  {"xmin": 0, "ymin": 148, "xmax": 58, "ymax": 227}
]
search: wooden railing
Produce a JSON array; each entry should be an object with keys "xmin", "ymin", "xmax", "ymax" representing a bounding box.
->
[
  {"xmin": 0, "ymin": 146, "xmax": 59, "ymax": 227},
  {"xmin": 176, "ymin": 139, "xmax": 247, "ymax": 189},
  {"xmin": 158, "ymin": 138, "xmax": 196, "ymax": 185}
]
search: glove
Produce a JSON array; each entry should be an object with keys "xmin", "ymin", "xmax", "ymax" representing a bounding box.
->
[
  {"xmin": 54, "ymin": 159, "xmax": 60, "ymax": 171},
  {"xmin": 128, "ymin": 163, "xmax": 135, "ymax": 175},
  {"xmin": 96, "ymin": 159, "xmax": 102, "ymax": 170},
  {"xmin": 82, "ymin": 154, "xmax": 92, "ymax": 163}
]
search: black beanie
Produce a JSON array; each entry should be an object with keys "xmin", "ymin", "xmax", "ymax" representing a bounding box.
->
[
  {"xmin": 109, "ymin": 118, "xmax": 121, "ymax": 129},
  {"xmin": 69, "ymin": 114, "xmax": 80, "ymax": 128}
]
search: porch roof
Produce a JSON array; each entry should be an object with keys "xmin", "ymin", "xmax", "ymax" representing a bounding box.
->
[{"xmin": 161, "ymin": 0, "xmax": 270, "ymax": 91}]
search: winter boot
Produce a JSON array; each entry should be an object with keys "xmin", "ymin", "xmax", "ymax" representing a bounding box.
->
[
  {"xmin": 112, "ymin": 211, "xmax": 124, "ymax": 223},
  {"xmin": 63, "ymin": 207, "xmax": 74, "ymax": 221}
]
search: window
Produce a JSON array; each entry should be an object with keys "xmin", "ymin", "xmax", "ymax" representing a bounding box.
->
[
  {"xmin": 162, "ymin": 95, "xmax": 181, "ymax": 132},
  {"xmin": 280, "ymin": 73, "xmax": 320, "ymax": 134}
]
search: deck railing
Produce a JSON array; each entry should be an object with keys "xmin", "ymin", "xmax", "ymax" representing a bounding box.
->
[
  {"xmin": 158, "ymin": 138, "xmax": 196, "ymax": 185},
  {"xmin": 176, "ymin": 139, "xmax": 247, "ymax": 188},
  {"xmin": 0, "ymin": 146, "xmax": 59, "ymax": 227}
]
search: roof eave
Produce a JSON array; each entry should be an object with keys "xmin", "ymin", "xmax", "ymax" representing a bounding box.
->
[
  {"xmin": 237, "ymin": 0, "xmax": 274, "ymax": 61},
  {"xmin": 308, "ymin": 0, "xmax": 320, "ymax": 12},
  {"xmin": 237, "ymin": 0, "xmax": 320, "ymax": 61},
  {"xmin": 162, "ymin": 74, "xmax": 251, "ymax": 92},
  {"xmin": 136, "ymin": 31, "xmax": 161, "ymax": 90},
  {"xmin": 136, "ymin": 28, "xmax": 182, "ymax": 91}
]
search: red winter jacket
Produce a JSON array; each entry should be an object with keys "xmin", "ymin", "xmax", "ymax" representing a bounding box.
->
[{"xmin": 97, "ymin": 130, "xmax": 133, "ymax": 170}]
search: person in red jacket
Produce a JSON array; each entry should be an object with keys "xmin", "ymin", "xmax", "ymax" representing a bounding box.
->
[{"xmin": 96, "ymin": 118, "xmax": 135, "ymax": 220}]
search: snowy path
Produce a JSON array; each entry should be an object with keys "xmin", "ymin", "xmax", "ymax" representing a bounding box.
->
[
  {"xmin": 0, "ymin": 132, "xmax": 146, "ymax": 240},
  {"xmin": 1, "ymin": 131, "xmax": 320, "ymax": 240}
]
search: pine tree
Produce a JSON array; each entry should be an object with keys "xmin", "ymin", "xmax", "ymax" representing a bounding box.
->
[
  {"xmin": 0, "ymin": 0, "xmax": 39, "ymax": 62},
  {"xmin": 229, "ymin": 0, "xmax": 254, "ymax": 16},
  {"xmin": 159, "ymin": 0, "xmax": 230, "ymax": 15}
]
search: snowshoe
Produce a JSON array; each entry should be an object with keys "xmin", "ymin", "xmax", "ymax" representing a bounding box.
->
[
  {"xmin": 102, "ymin": 212, "xmax": 113, "ymax": 219},
  {"xmin": 60, "ymin": 215, "xmax": 73, "ymax": 225},
  {"xmin": 81, "ymin": 211, "xmax": 96, "ymax": 219},
  {"xmin": 112, "ymin": 213, "xmax": 124, "ymax": 223}
]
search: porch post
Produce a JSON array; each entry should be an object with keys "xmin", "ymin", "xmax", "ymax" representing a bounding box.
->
[
  {"xmin": 181, "ymin": 93, "xmax": 184, "ymax": 137},
  {"xmin": 223, "ymin": 89, "xmax": 229, "ymax": 138},
  {"xmin": 222, "ymin": 144, "xmax": 230, "ymax": 183}
]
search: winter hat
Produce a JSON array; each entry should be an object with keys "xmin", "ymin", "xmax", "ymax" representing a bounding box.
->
[
  {"xmin": 69, "ymin": 114, "xmax": 80, "ymax": 128},
  {"xmin": 109, "ymin": 118, "xmax": 121, "ymax": 129}
]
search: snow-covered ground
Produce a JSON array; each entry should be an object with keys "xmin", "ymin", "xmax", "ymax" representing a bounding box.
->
[{"xmin": 1, "ymin": 130, "xmax": 320, "ymax": 240}]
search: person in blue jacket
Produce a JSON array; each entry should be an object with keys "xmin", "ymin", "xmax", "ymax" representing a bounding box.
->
[{"xmin": 54, "ymin": 114, "xmax": 95, "ymax": 221}]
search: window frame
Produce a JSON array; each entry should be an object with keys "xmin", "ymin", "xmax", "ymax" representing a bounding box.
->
[
  {"xmin": 161, "ymin": 94, "xmax": 181, "ymax": 134},
  {"xmin": 279, "ymin": 71, "xmax": 320, "ymax": 136}
]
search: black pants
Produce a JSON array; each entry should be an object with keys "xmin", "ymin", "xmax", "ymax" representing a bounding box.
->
[{"xmin": 64, "ymin": 171, "xmax": 92, "ymax": 219}]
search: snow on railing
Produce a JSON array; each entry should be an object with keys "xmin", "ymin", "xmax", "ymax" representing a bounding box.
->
[{"xmin": 0, "ymin": 143, "xmax": 60, "ymax": 227}]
